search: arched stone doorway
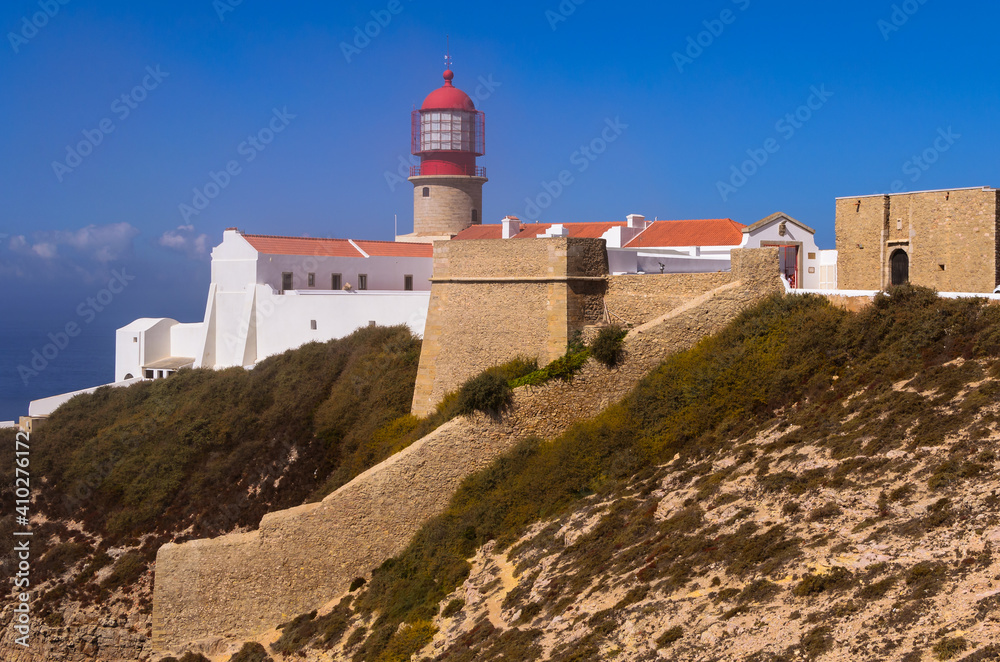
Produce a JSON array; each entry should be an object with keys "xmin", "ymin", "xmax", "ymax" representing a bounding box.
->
[{"xmin": 890, "ymin": 249, "xmax": 909, "ymax": 286}]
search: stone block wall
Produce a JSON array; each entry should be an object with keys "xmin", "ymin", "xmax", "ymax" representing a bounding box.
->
[
  {"xmin": 410, "ymin": 175, "xmax": 486, "ymax": 237},
  {"xmin": 604, "ymin": 272, "xmax": 733, "ymax": 326},
  {"xmin": 835, "ymin": 195, "xmax": 889, "ymax": 290},
  {"xmin": 410, "ymin": 237, "xmax": 609, "ymax": 417},
  {"xmin": 836, "ymin": 188, "xmax": 1000, "ymax": 292},
  {"xmin": 151, "ymin": 247, "xmax": 782, "ymax": 656}
]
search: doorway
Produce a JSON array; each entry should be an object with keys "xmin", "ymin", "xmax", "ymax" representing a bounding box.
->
[
  {"xmin": 890, "ymin": 249, "xmax": 909, "ymax": 285},
  {"xmin": 779, "ymin": 245, "xmax": 799, "ymax": 289}
]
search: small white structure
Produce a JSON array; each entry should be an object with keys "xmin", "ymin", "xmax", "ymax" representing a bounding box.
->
[
  {"xmin": 113, "ymin": 229, "xmax": 433, "ymax": 383},
  {"xmin": 740, "ymin": 212, "xmax": 833, "ymax": 290},
  {"xmin": 28, "ymin": 380, "xmax": 142, "ymax": 418}
]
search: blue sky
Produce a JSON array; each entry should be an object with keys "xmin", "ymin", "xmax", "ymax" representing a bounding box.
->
[{"xmin": 2, "ymin": 0, "xmax": 999, "ymax": 415}]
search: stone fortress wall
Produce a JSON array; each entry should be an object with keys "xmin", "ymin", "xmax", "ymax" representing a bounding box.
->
[
  {"xmin": 410, "ymin": 237, "xmax": 609, "ymax": 417},
  {"xmin": 152, "ymin": 246, "xmax": 782, "ymax": 656},
  {"xmin": 836, "ymin": 187, "xmax": 1000, "ymax": 292}
]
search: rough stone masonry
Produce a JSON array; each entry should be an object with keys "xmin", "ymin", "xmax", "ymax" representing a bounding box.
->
[{"xmin": 151, "ymin": 246, "xmax": 781, "ymax": 656}]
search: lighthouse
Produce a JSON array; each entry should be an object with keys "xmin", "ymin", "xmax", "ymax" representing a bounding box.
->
[{"xmin": 405, "ymin": 65, "xmax": 487, "ymax": 239}]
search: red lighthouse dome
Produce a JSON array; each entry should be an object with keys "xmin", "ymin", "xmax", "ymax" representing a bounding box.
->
[
  {"xmin": 421, "ymin": 70, "xmax": 476, "ymax": 112},
  {"xmin": 410, "ymin": 69, "xmax": 485, "ymax": 177}
]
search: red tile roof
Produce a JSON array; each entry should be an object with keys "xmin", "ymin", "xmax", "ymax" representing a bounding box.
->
[
  {"xmin": 353, "ymin": 240, "xmax": 433, "ymax": 258},
  {"xmin": 243, "ymin": 234, "xmax": 362, "ymax": 257},
  {"xmin": 452, "ymin": 225, "xmax": 504, "ymax": 240},
  {"xmin": 241, "ymin": 234, "xmax": 432, "ymax": 258},
  {"xmin": 625, "ymin": 219, "xmax": 746, "ymax": 248},
  {"xmin": 453, "ymin": 222, "xmax": 627, "ymax": 241},
  {"xmin": 513, "ymin": 222, "xmax": 626, "ymax": 239}
]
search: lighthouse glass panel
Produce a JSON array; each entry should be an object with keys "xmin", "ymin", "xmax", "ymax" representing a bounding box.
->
[{"xmin": 420, "ymin": 110, "xmax": 475, "ymax": 151}]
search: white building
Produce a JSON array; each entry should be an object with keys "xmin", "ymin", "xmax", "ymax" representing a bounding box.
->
[{"xmin": 113, "ymin": 228, "xmax": 433, "ymax": 383}]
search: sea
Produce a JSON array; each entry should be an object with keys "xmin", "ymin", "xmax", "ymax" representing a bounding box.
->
[{"xmin": 0, "ymin": 313, "xmax": 116, "ymax": 423}]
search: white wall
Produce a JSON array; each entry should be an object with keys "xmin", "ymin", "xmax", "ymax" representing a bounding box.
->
[
  {"xmin": 819, "ymin": 250, "xmax": 838, "ymax": 290},
  {"xmin": 29, "ymin": 379, "xmax": 141, "ymax": 417},
  {"xmin": 254, "ymin": 289, "xmax": 430, "ymax": 361},
  {"xmin": 255, "ymin": 253, "xmax": 432, "ymax": 293},
  {"xmin": 607, "ymin": 249, "xmax": 638, "ymax": 274},
  {"xmin": 211, "ymin": 230, "xmax": 259, "ymax": 293},
  {"xmin": 115, "ymin": 319, "xmax": 179, "ymax": 382},
  {"xmin": 171, "ymin": 322, "xmax": 206, "ymax": 360},
  {"xmin": 744, "ymin": 220, "xmax": 821, "ymax": 289},
  {"xmin": 637, "ymin": 254, "xmax": 732, "ymax": 274}
]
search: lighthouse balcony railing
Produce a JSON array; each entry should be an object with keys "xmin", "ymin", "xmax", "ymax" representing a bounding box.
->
[{"xmin": 410, "ymin": 165, "xmax": 486, "ymax": 178}]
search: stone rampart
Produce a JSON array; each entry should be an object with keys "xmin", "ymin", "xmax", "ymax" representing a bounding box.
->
[
  {"xmin": 152, "ymin": 248, "xmax": 781, "ymax": 655},
  {"xmin": 605, "ymin": 272, "xmax": 733, "ymax": 326},
  {"xmin": 410, "ymin": 237, "xmax": 609, "ymax": 417}
]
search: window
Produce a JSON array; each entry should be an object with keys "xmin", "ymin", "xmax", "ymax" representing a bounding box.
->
[
  {"xmin": 133, "ymin": 337, "xmax": 138, "ymax": 343},
  {"xmin": 310, "ymin": 320, "xmax": 317, "ymax": 330},
  {"xmin": 332, "ymin": 273, "xmax": 342, "ymax": 290},
  {"xmin": 281, "ymin": 272, "xmax": 293, "ymax": 293},
  {"xmin": 471, "ymin": 209, "xmax": 479, "ymax": 224},
  {"xmin": 422, "ymin": 187, "xmax": 430, "ymax": 198},
  {"xmin": 144, "ymin": 370, "xmax": 154, "ymax": 379},
  {"xmin": 419, "ymin": 110, "xmax": 476, "ymax": 151},
  {"xmin": 124, "ymin": 373, "xmax": 134, "ymax": 380},
  {"xmin": 404, "ymin": 275, "xmax": 413, "ymax": 291},
  {"xmin": 308, "ymin": 273, "xmax": 316, "ymax": 287},
  {"xmin": 358, "ymin": 274, "xmax": 368, "ymax": 290}
]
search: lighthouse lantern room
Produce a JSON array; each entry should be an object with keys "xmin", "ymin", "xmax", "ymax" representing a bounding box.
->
[{"xmin": 404, "ymin": 64, "xmax": 488, "ymax": 240}]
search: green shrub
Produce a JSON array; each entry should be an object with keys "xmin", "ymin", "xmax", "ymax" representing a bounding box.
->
[
  {"xmin": 509, "ymin": 349, "xmax": 590, "ymax": 388},
  {"xmin": 227, "ymin": 642, "xmax": 272, "ymax": 662},
  {"xmin": 793, "ymin": 567, "xmax": 854, "ymax": 597},
  {"xmin": 30, "ymin": 325, "xmax": 424, "ymax": 542},
  {"xmin": 808, "ymin": 501, "xmax": 841, "ymax": 521},
  {"xmin": 456, "ymin": 372, "xmax": 512, "ymax": 417},
  {"xmin": 441, "ymin": 599, "xmax": 465, "ymax": 618},
  {"xmin": 932, "ymin": 636, "xmax": 969, "ymax": 660},
  {"xmin": 349, "ymin": 577, "xmax": 367, "ymax": 592},
  {"xmin": 37, "ymin": 541, "xmax": 90, "ymax": 581},
  {"xmin": 487, "ymin": 356, "xmax": 539, "ymax": 382},
  {"xmin": 345, "ymin": 625, "xmax": 367, "ymax": 650},
  {"xmin": 100, "ymin": 551, "xmax": 146, "ymax": 591},
  {"xmin": 655, "ymin": 625, "xmax": 683, "ymax": 647},
  {"xmin": 801, "ymin": 626, "xmax": 832, "ymax": 658},
  {"xmin": 270, "ymin": 611, "xmax": 318, "ymax": 655},
  {"xmin": 591, "ymin": 325, "xmax": 627, "ymax": 368}
]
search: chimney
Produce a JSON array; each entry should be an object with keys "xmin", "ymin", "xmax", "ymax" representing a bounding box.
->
[
  {"xmin": 626, "ymin": 214, "xmax": 646, "ymax": 229},
  {"xmin": 502, "ymin": 216, "xmax": 521, "ymax": 239}
]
